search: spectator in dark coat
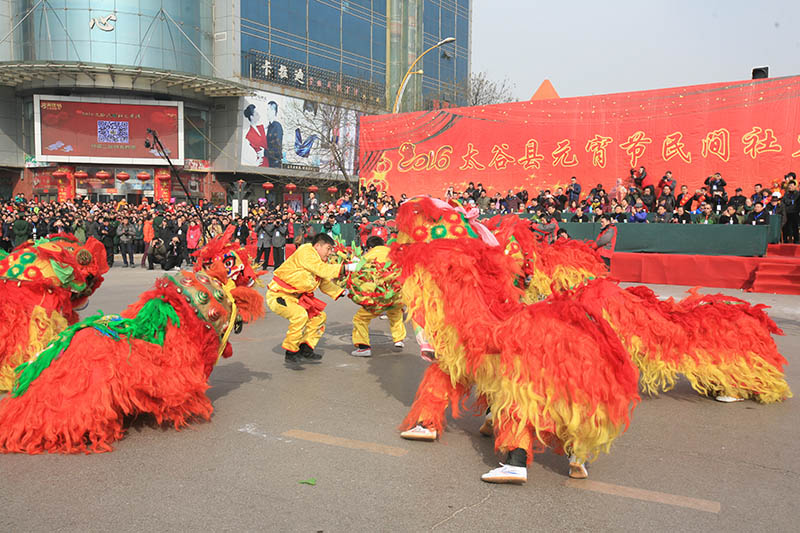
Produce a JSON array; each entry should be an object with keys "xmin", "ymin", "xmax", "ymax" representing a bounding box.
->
[
  {"xmin": 566, "ymin": 176, "xmax": 581, "ymax": 204},
  {"xmin": 265, "ymin": 218, "xmax": 288, "ymax": 269},
  {"xmin": 745, "ymin": 201, "xmax": 770, "ymax": 226},
  {"xmin": 670, "ymin": 205, "xmax": 692, "ymax": 224},
  {"xmin": 658, "ymin": 185, "xmax": 677, "ymax": 212},
  {"xmin": 12, "ymin": 213, "xmax": 30, "ymax": 247},
  {"xmin": 781, "ymin": 181, "xmax": 799, "ymax": 243}
]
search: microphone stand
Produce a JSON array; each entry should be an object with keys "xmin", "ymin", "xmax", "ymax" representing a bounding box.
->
[{"xmin": 145, "ymin": 129, "xmax": 210, "ymax": 244}]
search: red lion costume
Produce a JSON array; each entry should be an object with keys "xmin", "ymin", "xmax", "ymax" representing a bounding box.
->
[
  {"xmin": 392, "ymin": 197, "xmax": 641, "ymax": 479},
  {"xmin": 0, "ymin": 234, "xmax": 108, "ymax": 391},
  {"xmin": 0, "ymin": 232, "xmax": 265, "ymax": 454}
]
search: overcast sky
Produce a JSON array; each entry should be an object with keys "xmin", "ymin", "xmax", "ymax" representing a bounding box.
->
[{"xmin": 471, "ymin": 0, "xmax": 800, "ymax": 100}]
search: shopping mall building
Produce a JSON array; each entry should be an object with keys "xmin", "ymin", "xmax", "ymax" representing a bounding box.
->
[{"xmin": 0, "ymin": 0, "xmax": 470, "ymax": 206}]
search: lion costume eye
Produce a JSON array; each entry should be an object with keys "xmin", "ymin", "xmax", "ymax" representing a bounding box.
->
[{"xmin": 76, "ymin": 250, "xmax": 93, "ymax": 266}]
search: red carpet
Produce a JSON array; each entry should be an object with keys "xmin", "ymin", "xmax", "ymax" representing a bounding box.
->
[
  {"xmin": 612, "ymin": 247, "xmax": 800, "ymax": 294},
  {"xmin": 767, "ymin": 244, "xmax": 800, "ymax": 257}
]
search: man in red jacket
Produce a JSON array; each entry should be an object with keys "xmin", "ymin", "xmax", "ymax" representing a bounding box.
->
[{"xmin": 592, "ymin": 215, "xmax": 617, "ymax": 269}]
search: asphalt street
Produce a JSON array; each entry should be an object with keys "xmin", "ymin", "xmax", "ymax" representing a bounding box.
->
[{"xmin": 1, "ymin": 268, "xmax": 798, "ymax": 532}]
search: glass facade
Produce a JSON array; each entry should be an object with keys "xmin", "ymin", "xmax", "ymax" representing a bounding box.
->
[
  {"xmin": 421, "ymin": 0, "xmax": 470, "ymax": 107},
  {"xmin": 241, "ymin": 0, "xmax": 387, "ymax": 99},
  {"xmin": 240, "ymin": 0, "xmax": 469, "ymax": 110},
  {"xmin": 12, "ymin": 0, "xmax": 213, "ymax": 76}
]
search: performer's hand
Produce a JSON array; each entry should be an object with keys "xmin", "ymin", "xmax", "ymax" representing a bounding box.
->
[{"xmin": 344, "ymin": 262, "xmax": 359, "ymax": 272}]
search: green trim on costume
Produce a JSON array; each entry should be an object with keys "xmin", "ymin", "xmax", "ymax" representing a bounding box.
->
[{"xmin": 12, "ymin": 298, "xmax": 180, "ymax": 398}]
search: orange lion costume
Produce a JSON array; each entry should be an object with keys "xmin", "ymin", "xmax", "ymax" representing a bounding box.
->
[
  {"xmin": 0, "ymin": 234, "xmax": 108, "ymax": 392},
  {"xmin": 0, "ymin": 231, "xmax": 265, "ymax": 454}
]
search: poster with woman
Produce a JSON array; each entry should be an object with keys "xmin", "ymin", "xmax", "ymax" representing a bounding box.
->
[{"xmin": 239, "ymin": 89, "xmax": 359, "ymax": 175}]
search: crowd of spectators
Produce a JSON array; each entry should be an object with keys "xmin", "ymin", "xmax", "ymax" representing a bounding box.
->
[
  {"xmin": 2, "ymin": 169, "xmax": 797, "ymax": 270},
  {"xmin": 447, "ymin": 169, "xmax": 800, "ymax": 243},
  {"xmin": 0, "ymin": 184, "xmax": 402, "ymax": 270}
]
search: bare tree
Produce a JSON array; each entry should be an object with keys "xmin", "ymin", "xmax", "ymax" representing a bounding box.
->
[
  {"xmin": 286, "ymin": 97, "xmax": 360, "ymax": 186},
  {"xmin": 424, "ymin": 71, "xmax": 517, "ymax": 110},
  {"xmin": 467, "ymin": 71, "xmax": 517, "ymax": 106}
]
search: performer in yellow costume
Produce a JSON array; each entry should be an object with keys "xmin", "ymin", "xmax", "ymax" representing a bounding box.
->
[
  {"xmin": 350, "ymin": 236, "xmax": 406, "ymax": 357},
  {"xmin": 266, "ymin": 233, "xmax": 345, "ymax": 363}
]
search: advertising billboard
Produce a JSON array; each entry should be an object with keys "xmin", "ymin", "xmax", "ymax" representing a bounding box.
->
[
  {"xmin": 240, "ymin": 90, "xmax": 359, "ymax": 176},
  {"xmin": 34, "ymin": 95, "xmax": 184, "ymax": 165},
  {"xmin": 359, "ymin": 76, "xmax": 800, "ymax": 197}
]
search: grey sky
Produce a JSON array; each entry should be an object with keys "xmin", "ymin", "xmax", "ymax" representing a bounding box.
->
[{"xmin": 472, "ymin": 0, "xmax": 800, "ymax": 99}]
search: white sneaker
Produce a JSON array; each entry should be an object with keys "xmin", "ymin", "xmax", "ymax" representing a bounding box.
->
[
  {"xmin": 481, "ymin": 463, "xmax": 527, "ymax": 484},
  {"xmin": 351, "ymin": 347, "xmax": 372, "ymax": 357},
  {"xmin": 715, "ymin": 395, "xmax": 744, "ymax": 403},
  {"xmin": 393, "ymin": 341, "xmax": 405, "ymax": 350},
  {"xmin": 379, "ymin": 314, "xmax": 388, "ymax": 320},
  {"xmin": 568, "ymin": 455, "xmax": 588, "ymax": 479},
  {"xmin": 400, "ymin": 424, "xmax": 437, "ymax": 441}
]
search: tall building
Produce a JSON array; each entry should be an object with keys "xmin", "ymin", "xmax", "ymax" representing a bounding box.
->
[{"xmin": 0, "ymin": 0, "xmax": 471, "ymax": 204}]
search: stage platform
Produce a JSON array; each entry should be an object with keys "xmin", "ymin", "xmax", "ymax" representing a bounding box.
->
[{"xmin": 612, "ymin": 244, "xmax": 800, "ymax": 295}]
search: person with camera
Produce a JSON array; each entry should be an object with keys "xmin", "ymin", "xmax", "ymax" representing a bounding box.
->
[
  {"xmin": 146, "ymin": 237, "xmax": 167, "ymax": 270},
  {"xmin": 265, "ymin": 215, "xmax": 288, "ymax": 269},
  {"xmin": 116, "ymin": 215, "xmax": 137, "ymax": 268},
  {"xmin": 255, "ymin": 217, "xmax": 271, "ymax": 270},
  {"xmin": 163, "ymin": 236, "xmax": 184, "ymax": 271}
]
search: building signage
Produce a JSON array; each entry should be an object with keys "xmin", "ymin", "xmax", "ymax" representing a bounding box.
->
[{"xmin": 34, "ymin": 95, "xmax": 184, "ymax": 166}]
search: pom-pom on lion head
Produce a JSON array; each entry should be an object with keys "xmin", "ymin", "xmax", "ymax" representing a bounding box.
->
[
  {"xmin": 396, "ymin": 196, "xmax": 499, "ymax": 246},
  {"xmin": 192, "ymin": 226, "xmax": 265, "ymax": 288},
  {"xmin": 0, "ymin": 234, "xmax": 109, "ymax": 307}
]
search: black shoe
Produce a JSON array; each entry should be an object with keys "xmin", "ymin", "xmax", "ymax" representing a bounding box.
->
[
  {"xmin": 299, "ymin": 343, "xmax": 322, "ymax": 361},
  {"xmin": 285, "ymin": 350, "xmax": 302, "ymax": 363}
]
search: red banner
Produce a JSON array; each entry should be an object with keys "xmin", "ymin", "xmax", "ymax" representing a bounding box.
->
[
  {"xmin": 55, "ymin": 166, "xmax": 75, "ymax": 202},
  {"xmin": 35, "ymin": 96, "xmax": 183, "ymax": 165},
  {"xmin": 154, "ymin": 169, "xmax": 172, "ymax": 202},
  {"xmin": 359, "ymin": 76, "xmax": 800, "ymax": 198}
]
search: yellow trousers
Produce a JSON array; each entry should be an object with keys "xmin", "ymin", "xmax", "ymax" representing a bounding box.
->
[
  {"xmin": 266, "ymin": 290, "xmax": 327, "ymax": 352},
  {"xmin": 352, "ymin": 305, "xmax": 406, "ymax": 347}
]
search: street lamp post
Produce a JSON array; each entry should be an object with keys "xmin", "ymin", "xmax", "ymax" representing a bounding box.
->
[
  {"xmin": 393, "ymin": 37, "xmax": 455, "ymax": 113},
  {"xmin": 236, "ymin": 179, "xmax": 245, "ymax": 217}
]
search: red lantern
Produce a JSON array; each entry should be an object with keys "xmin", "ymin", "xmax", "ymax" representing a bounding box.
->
[
  {"xmin": 285, "ymin": 183, "xmax": 297, "ymax": 191},
  {"xmin": 116, "ymin": 172, "xmax": 130, "ymax": 182},
  {"xmin": 308, "ymin": 185, "xmax": 319, "ymax": 192},
  {"xmin": 345, "ymin": 188, "xmax": 352, "ymax": 194},
  {"xmin": 155, "ymin": 169, "xmax": 171, "ymax": 180},
  {"xmin": 327, "ymin": 186, "xmax": 338, "ymax": 194},
  {"xmin": 96, "ymin": 170, "xmax": 111, "ymax": 180},
  {"xmin": 137, "ymin": 171, "xmax": 152, "ymax": 181},
  {"xmin": 52, "ymin": 171, "xmax": 67, "ymax": 179},
  {"xmin": 262, "ymin": 181, "xmax": 274, "ymax": 190},
  {"xmin": 73, "ymin": 170, "xmax": 88, "ymax": 180}
]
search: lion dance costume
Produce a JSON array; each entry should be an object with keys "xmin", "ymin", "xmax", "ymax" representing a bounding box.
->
[
  {"xmin": 392, "ymin": 197, "xmax": 641, "ymax": 483},
  {"xmin": 0, "ymin": 234, "xmax": 108, "ymax": 392},
  {"xmin": 488, "ymin": 214, "xmax": 792, "ymax": 404},
  {"xmin": 340, "ymin": 240, "xmax": 406, "ymax": 354},
  {"xmin": 0, "ymin": 230, "xmax": 265, "ymax": 454}
]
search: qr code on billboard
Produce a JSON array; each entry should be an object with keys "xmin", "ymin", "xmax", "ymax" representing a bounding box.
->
[{"xmin": 97, "ymin": 120, "xmax": 129, "ymax": 144}]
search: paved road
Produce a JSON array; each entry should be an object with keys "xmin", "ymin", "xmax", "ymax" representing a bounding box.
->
[{"xmin": 2, "ymin": 269, "xmax": 798, "ymax": 532}]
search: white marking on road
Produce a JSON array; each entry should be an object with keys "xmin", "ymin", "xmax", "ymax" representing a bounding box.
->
[
  {"xmin": 430, "ymin": 491, "xmax": 492, "ymax": 530},
  {"xmin": 282, "ymin": 429, "xmax": 408, "ymax": 457},
  {"xmin": 238, "ymin": 423, "xmax": 293, "ymax": 443},
  {"xmin": 565, "ymin": 479, "xmax": 721, "ymax": 513}
]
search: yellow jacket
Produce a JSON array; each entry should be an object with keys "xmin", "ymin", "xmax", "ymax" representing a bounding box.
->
[
  {"xmin": 363, "ymin": 245, "xmax": 390, "ymax": 263},
  {"xmin": 268, "ymin": 243, "xmax": 344, "ymax": 299}
]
